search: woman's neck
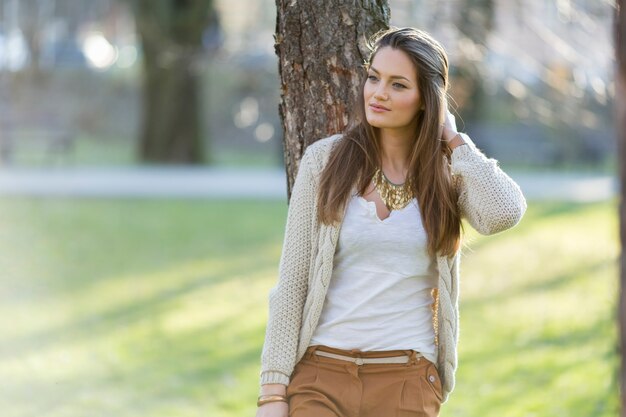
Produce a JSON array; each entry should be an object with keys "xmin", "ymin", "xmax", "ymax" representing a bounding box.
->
[{"xmin": 378, "ymin": 128, "xmax": 413, "ymax": 180}]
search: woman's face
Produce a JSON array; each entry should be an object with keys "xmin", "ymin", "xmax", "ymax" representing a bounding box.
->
[{"xmin": 363, "ymin": 46, "xmax": 422, "ymax": 132}]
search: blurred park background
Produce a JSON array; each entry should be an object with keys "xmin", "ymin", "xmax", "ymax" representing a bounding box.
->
[{"xmin": 0, "ymin": 0, "xmax": 619, "ymax": 416}]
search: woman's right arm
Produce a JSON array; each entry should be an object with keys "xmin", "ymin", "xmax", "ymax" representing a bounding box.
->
[{"xmin": 257, "ymin": 146, "xmax": 318, "ymax": 413}]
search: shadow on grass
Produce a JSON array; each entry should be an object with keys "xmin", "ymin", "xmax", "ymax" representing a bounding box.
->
[
  {"xmin": 0, "ymin": 253, "xmax": 272, "ymax": 360},
  {"xmin": 457, "ymin": 313, "xmax": 618, "ymax": 414},
  {"xmin": 460, "ymin": 258, "xmax": 615, "ymax": 309},
  {"xmin": 7, "ymin": 312, "xmax": 267, "ymax": 417},
  {"xmin": 0, "ymin": 198, "xmax": 286, "ymax": 295},
  {"xmin": 460, "ymin": 306, "xmax": 616, "ymax": 363}
]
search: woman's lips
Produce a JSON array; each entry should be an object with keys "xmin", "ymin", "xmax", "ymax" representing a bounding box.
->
[{"xmin": 369, "ymin": 103, "xmax": 390, "ymax": 112}]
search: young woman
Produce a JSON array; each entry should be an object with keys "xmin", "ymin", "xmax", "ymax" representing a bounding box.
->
[{"xmin": 255, "ymin": 27, "xmax": 527, "ymax": 417}]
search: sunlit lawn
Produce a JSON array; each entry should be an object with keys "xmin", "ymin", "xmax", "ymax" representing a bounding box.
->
[{"xmin": 0, "ymin": 197, "xmax": 618, "ymax": 417}]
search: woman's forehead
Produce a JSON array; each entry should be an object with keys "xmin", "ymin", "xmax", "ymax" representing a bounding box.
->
[{"xmin": 370, "ymin": 47, "xmax": 416, "ymax": 81}]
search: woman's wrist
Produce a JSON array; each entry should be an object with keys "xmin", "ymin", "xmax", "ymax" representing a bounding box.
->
[
  {"xmin": 447, "ymin": 133, "xmax": 466, "ymax": 150},
  {"xmin": 260, "ymin": 383, "xmax": 287, "ymax": 396}
]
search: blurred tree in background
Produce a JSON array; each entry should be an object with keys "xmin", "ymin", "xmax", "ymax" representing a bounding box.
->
[
  {"xmin": 275, "ymin": 0, "xmax": 389, "ymax": 198},
  {"xmin": 454, "ymin": 0, "xmax": 494, "ymax": 122},
  {"xmin": 130, "ymin": 0, "xmax": 220, "ymax": 164},
  {"xmin": 0, "ymin": 0, "xmax": 616, "ymax": 171}
]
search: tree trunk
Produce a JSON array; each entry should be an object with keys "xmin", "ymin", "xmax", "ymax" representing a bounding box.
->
[
  {"xmin": 616, "ymin": 1, "xmax": 626, "ymax": 416},
  {"xmin": 133, "ymin": 0, "xmax": 218, "ymax": 164},
  {"xmin": 275, "ymin": 0, "xmax": 390, "ymax": 199},
  {"xmin": 138, "ymin": 39, "xmax": 203, "ymax": 163}
]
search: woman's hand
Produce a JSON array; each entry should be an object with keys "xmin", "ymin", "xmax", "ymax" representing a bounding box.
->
[
  {"xmin": 441, "ymin": 108, "xmax": 465, "ymax": 150},
  {"xmin": 255, "ymin": 401, "xmax": 288, "ymax": 417}
]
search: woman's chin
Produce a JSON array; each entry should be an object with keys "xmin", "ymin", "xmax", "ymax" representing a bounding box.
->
[
  {"xmin": 366, "ymin": 119, "xmax": 390, "ymax": 129},
  {"xmin": 365, "ymin": 116, "xmax": 384, "ymax": 128}
]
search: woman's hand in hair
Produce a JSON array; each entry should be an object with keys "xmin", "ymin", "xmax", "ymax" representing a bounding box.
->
[{"xmin": 442, "ymin": 109, "xmax": 465, "ymax": 150}]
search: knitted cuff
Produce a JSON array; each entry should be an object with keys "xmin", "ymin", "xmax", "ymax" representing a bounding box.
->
[{"xmin": 260, "ymin": 371, "xmax": 290, "ymax": 387}]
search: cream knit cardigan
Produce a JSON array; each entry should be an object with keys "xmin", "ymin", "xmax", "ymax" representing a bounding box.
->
[{"xmin": 260, "ymin": 133, "xmax": 527, "ymax": 403}]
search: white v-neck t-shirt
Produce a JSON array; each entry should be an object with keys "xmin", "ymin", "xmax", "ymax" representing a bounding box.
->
[{"xmin": 309, "ymin": 192, "xmax": 439, "ymax": 365}]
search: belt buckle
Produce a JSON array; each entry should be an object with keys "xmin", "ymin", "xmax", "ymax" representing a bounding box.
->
[{"xmin": 354, "ymin": 357, "xmax": 364, "ymax": 365}]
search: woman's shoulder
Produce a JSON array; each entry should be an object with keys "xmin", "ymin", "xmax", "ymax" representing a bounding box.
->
[
  {"xmin": 304, "ymin": 133, "xmax": 344, "ymax": 169},
  {"xmin": 306, "ymin": 133, "xmax": 343, "ymax": 154}
]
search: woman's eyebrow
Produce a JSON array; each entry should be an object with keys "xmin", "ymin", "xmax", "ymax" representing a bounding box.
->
[{"xmin": 369, "ymin": 66, "xmax": 411, "ymax": 83}]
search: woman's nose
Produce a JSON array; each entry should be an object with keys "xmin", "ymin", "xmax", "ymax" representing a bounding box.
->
[{"xmin": 374, "ymin": 86, "xmax": 388, "ymax": 100}]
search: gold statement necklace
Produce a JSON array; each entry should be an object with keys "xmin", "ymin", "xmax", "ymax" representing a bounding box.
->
[{"xmin": 372, "ymin": 167, "xmax": 414, "ymax": 210}]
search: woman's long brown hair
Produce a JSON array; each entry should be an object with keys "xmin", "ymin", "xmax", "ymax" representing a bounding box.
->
[{"xmin": 317, "ymin": 27, "xmax": 462, "ymax": 258}]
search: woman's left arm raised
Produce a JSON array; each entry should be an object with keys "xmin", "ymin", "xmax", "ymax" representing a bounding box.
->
[{"xmin": 443, "ymin": 111, "xmax": 527, "ymax": 235}]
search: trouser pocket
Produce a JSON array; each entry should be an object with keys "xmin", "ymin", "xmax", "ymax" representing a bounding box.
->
[
  {"xmin": 423, "ymin": 361, "xmax": 443, "ymax": 403},
  {"xmin": 398, "ymin": 361, "xmax": 442, "ymax": 417}
]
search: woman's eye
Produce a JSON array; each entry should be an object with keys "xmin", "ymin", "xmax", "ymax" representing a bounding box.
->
[
  {"xmin": 393, "ymin": 83, "xmax": 406, "ymax": 89},
  {"xmin": 367, "ymin": 75, "xmax": 378, "ymax": 81}
]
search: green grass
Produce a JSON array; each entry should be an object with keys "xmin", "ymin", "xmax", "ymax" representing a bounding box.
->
[{"xmin": 0, "ymin": 197, "xmax": 618, "ymax": 416}]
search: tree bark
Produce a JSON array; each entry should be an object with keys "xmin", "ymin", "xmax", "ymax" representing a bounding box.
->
[
  {"xmin": 275, "ymin": 0, "xmax": 390, "ymax": 199},
  {"xmin": 132, "ymin": 0, "xmax": 218, "ymax": 164},
  {"xmin": 616, "ymin": 1, "xmax": 626, "ymax": 416}
]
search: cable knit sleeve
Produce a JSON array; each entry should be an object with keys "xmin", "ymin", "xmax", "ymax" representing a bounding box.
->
[
  {"xmin": 259, "ymin": 146, "xmax": 317, "ymax": 387},
  {"xmin": 451, "ymin": 133, "xmax": 527, "ymax": 235}
]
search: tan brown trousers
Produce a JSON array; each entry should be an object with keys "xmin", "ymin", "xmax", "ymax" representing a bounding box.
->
[{"xmin": 287, "ymin": 345, "xmax": 443, "ymax": 417}]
